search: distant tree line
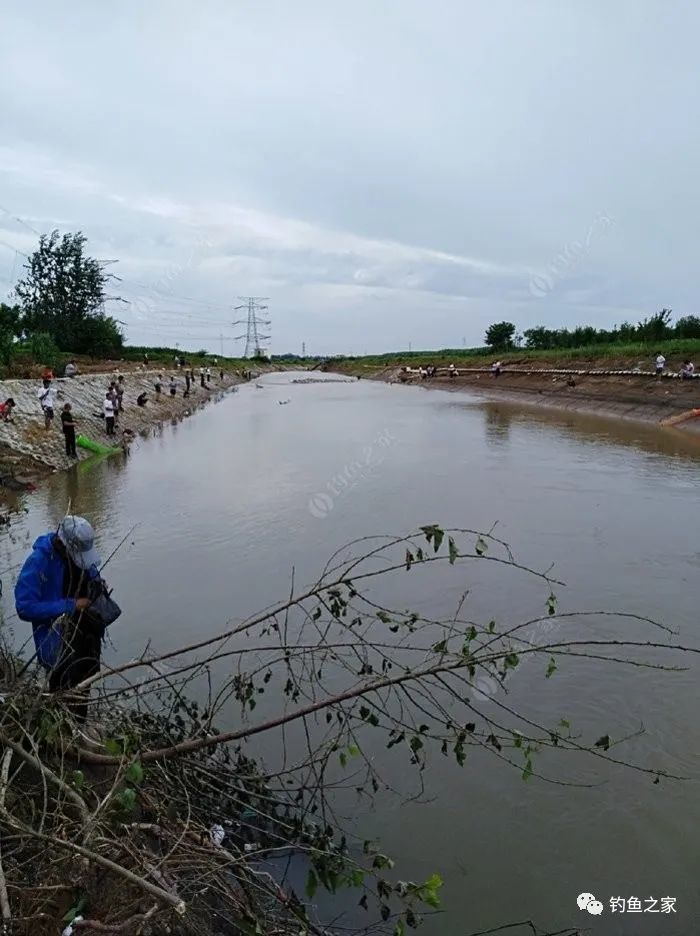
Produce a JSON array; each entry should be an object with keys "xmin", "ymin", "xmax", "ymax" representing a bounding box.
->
[{"xmin": 485, "ymin": 309, "xmax": 700, "ymax": 351}]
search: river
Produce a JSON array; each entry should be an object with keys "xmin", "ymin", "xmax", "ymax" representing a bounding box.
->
[{"xmin": 1, "ymin": 371, "xmax": 699, "ymax": 935}]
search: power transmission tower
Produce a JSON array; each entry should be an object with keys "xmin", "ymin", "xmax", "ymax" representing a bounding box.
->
[
  {"xmin": 302, "ymin": 341, "xmax": 306, "ymax": 357},
  {"xmin": 232, "ymin": 297, "xmax": 270, "ymax": 358}
]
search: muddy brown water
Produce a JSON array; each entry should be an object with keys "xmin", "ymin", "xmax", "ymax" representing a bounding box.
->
[{"xmin": 1, "ymin": 372, "xmax": 699, "ymax": 935}]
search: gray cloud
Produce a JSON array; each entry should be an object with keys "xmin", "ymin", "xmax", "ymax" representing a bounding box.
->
[{"xmin": 1, "ymin": 0, "xmax": 698, "ymax": 354}]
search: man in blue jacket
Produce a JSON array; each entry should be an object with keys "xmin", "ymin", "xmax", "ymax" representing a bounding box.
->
[{"xmin": 15, "ymin": 516, "xmax": 102, "ymax": 718}]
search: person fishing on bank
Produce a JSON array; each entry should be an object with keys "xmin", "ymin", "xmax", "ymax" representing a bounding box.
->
[
  {"xmin": 0, "ymin": 398, "xmax": 16, "ymax": 422},
  {"xmin": 61, "ymin": 403, "xmax": 77, "ymax": 458},
  {"xmin": 103, "ymin": 391, "xmax": 115, "ymax": 435},
  {"xmin": 38, "ymin": 378, "xmax": 57, "ymax": 429},
  {"xmin": 14, "ymin": 516, "xmax": 120, "ymax": 722}
]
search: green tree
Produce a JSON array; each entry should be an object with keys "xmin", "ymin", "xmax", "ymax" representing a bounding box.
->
[
  {"xmin": 0, "ymin": 303, "xmax": 22, "ymax": 368},
  {"xmin": 675, "ymin": 315, "xmax": 700, "ymax": 339},
  {"xmin": 0, "ymin": 302, "xmax": 22, "ymax": 338},
  {"xmin": 15, "ymin": 230, "xmax": 123, "ymax": 355},
  {"xmin": 485, "ymin": 321, "xmax": 516, "ymax": 351},
  {"xmin": 636, "ymin": 308, "xmax": 672, "ymax": 343}
]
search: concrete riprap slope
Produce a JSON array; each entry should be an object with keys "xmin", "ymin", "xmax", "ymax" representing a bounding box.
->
[{"xmin": 0, "ymin": 368, "xmax": 239, "ymax": 475}]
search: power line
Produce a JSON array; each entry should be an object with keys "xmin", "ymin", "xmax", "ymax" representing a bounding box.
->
[
  {"xmin": 0, "ymin": 203, "xmax": 269, "ymax": 344},
  {"xmin": 0, "ymin": 204, "xmax": 42, "ymax": 237}
]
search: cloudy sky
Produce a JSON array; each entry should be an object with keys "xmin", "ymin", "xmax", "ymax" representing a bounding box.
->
[{"xmin": 0, "ymin": 1, "xmax": 697, "ymax": 355}]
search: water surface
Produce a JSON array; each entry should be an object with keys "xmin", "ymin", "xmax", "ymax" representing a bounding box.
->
[{"xmin": 2, "ymin": 373, "xmax": 699, "ymax": 935}]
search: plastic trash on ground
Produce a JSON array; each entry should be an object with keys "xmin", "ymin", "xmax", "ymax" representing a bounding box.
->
[
  {"xmin": 209, "ymin": 824, "xmax": 225, "ymax": 847},
  {"xmin": 62, "ymin": 917, "xmax": 83, "ymax": 936}
]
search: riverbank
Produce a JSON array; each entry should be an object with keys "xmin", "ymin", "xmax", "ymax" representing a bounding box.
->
[
  {"xmin": 0, "ymin": 367, "xmax": 248, "ymax": 486},
  {"xmin": 334, "ymin": 361, "xmax": 700, "ymax": 430}
]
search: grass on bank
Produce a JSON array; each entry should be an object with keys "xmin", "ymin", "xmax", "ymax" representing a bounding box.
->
[{"xmin": 330, "ymin": 338, "xmax": 700, "ymax": 371}]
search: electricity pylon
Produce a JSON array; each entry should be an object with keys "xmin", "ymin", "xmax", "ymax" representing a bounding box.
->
[{"xmin": 232, "ymin": 297, "xmax": 270, "ymax": 358}]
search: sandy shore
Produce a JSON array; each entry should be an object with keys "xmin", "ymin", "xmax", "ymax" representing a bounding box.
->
[{"xmin": 0, "ymin": 367, "xmax": 245, "ymax": 485}]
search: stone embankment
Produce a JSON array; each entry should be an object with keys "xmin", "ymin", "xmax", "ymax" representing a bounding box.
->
[{"xmin": 0, "ymin": 368, "xmax": 241, "ymax": 481}]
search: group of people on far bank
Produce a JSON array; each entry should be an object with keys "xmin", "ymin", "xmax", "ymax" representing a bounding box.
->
[
  {"xmin": 27, "ymin": 360, "xmax": 229, "ymax": 459},
  {"xmin": 655, "ymin": 353, "xmax": 695, "ymax": 379}
]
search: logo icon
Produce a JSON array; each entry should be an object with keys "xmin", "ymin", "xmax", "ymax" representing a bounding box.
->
[
  {"xmin": 577, "ymin": 893, "xmax": 603, "ymax": 915},
  {"xmin": 308, "ymin": 492, "xmax": 334, "ymax": 519}
]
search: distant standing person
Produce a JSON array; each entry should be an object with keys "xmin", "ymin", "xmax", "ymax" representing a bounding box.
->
[
  {"xmin": 491, "ymin": 361, "xmax": 502, "ymax": 377},
  {"xmin": 184, "ymin": 371, "xmax": 191, "ymax": 396},
  {"xmin": 169, "ymin": 376, "xmax": 177, "ymax": 396},
  {"xmin": 143, "ymin": 352, "xmax": 149, "ymax": 366},
  {"xmin": 655, "ymin": 352, "xmax": 666, "ymax": 376},
  {"xmin": 448, "ymin": 363, "xmax": 456, "ymax": 378},
  {"xmin": 219, "ymin": 368, "xmax": 224, "ymax": 381},
  {"xmin": 38, "ymin": 379, "xmax": 57, "ymax": 429},
  {"xmin": 680, "ymin": 360, "xmax": 695, "ymax": 379},
  {"xmin": 116, "ymin": 375, "xmax": 125, "ymax": 411},
  {"xmin": 200, "ymin": 367, "xmax": 206, "ymax": 388},
  {"xmin": 103, "ymin": 391, "xmax": 115, "ymax": 435},
  {"xmin": 206, "ymin": 366, "xmax": 211, "ymax": 384},
  {"xmin": 108, "ymin": 382, "xmax": 119, "ymax": 426},
  {"xmin": 60, "ymin": 403, "xmax": 77, "ymax": 458},
  {"xmin": 154, "ymin": 374, "xmax": 163, "ymax": 395}
]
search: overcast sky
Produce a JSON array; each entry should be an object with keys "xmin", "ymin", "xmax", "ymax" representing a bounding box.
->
[{"xmin": 0, "ymin": 1, "xmax": 697, "ymax": 355}]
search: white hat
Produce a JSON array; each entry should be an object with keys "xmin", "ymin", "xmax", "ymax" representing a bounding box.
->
[{"xmin": 57, "ymin": 516, "xmax": 100, "ymax": 570}]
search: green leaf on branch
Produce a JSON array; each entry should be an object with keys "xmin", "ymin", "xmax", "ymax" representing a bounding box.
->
[
  {"xmin": 420, "ymin": 873, "xmax": 443, "ymax": 908},
  {"xmin": 546, "ymin": 594, "xmax": 557, "ymax": 616},
  {"xmin": 405, "ymin": 549, "xmax": 413, "ymax": 570},
  {"xmin": 487, "ymin": 734, "xmax": 502, "ymax": 751},
  {"xmin": 115, "ymin": 788, "xmax": 137, "ymax": 813},
  {"xmin": 126, "ymin": 760, "xmax": 144, "ymax": 785},
  {"xmin": 475, "ymin": 537, "xmax": 488, "ymax": 556},
  {"xmin": 306, "ymin": 868, "xmax": 318, "ymax": 899},
  {"xmin": 448, "ymin": 537, "xmax": 458, "ymax": 564},
  {"xmin": 104, "ymin": 737, "xmax": 126, "ymax": 757},
  {"xmin": 545, "ymin": 657, "xmax": 557, "ymax": 678},
  {"xmin": 62, "ymin": 897, "xmax": 87, "ymax": 923},
  {"xmin": 420, "ymin": 524, "xmax": 444, "ymax": 552},
  {"xmin": 522, "ymin": 758, "xmax": 533, "ymax": 781}
]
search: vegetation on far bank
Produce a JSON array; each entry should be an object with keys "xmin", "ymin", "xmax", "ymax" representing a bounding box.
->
[
  {"xmin": 330, "ymin": 338, "xmax": 700, "ymax": 372},
  {"xmin": 327, "ymin": 310, "xmax": 700, "ymax": 372}
]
